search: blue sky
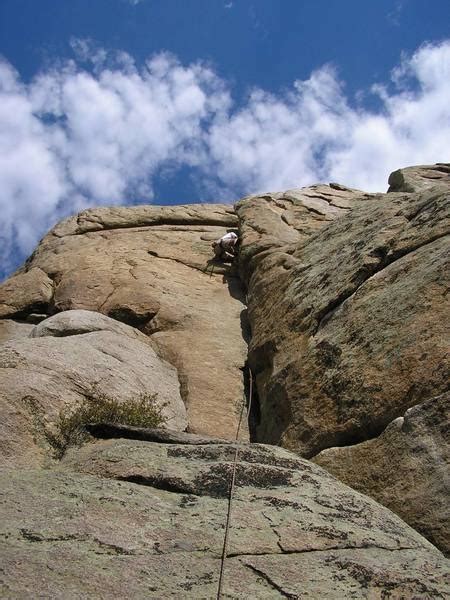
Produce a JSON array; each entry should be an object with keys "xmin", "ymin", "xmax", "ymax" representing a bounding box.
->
[{"xmin": 0, "ymin": 0, "xmax": 449, "ymax": 279}]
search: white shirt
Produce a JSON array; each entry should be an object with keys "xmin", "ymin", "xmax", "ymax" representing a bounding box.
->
[{"xmin": 219, "ymin": 232, "xmax": 238, "ymax": 249}]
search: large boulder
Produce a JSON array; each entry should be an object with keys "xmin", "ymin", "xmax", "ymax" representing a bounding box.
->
[
  {"xmin": 1, "ymin": 434, "xmax": 448, "ymax": 598},
  {"xmin": 234, "ymin": 164, "xmax": 449, "ymax": 564},
  {"xmin": 387, "ymin": 162, "xmax": 450, "ymax": 193},
  {"xmin": 30, "ymin": 308, "xmax": 152, "ymax": 341},
  {"xmin": 0, "ymin": 311, "xmax": 187, "ymax": 468},
  {"xmin": 314, "ymin": 392, "xmax": 450, "ymax": 555},
  {"xmin": 236, "ymin": 169, "xmax": 449, "ymax": 458},
  {"xmin": 3, "ymin": 204, "xmax": 248, "ymax": 441},
  {"xmin": 0, "ymin": 267, "xmax": 54, "ymax": 318}
]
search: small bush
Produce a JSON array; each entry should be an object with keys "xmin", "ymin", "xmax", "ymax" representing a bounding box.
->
[{"xmin": 47, "ymin": 392, "xmax": 166, "ymax": 458}]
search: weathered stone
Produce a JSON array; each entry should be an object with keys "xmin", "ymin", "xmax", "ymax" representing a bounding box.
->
[
  {"xmin": 233, "ymin": 165, "xmax": 449, "ymax": 569},
  {"xmin": 314, "ymin": 392, "xmax": 450, "ymax": 555},
  {"xmin": 1, "ymin": 440, "xmax": 448, "ymax": 598},
  {"xmin": 237, "ymin": 182, "xmax": 449, "ymax": 458},
  {"xmin": 388, "ymin": 162, "xmax": 450, "ymax": 193},
  {"xmin": 12, "ymin": 204, "xmax": 248, "ymax": 441},
  {"xmin": 0, "ymin": 329, "xmax": 186, "ymax": 467},
  {"xmin": 30, "ymin": 309, "xmax": 152, "ymax": 343},
  {"xmin": 0, "ymin": 163, "xmax": 449, "ymax": 595},
  {"xmin": 236, "ymin": 184, "xmax": 371, "ymax": 284},
  {"xmin": 51, "ymin": 203, "xmax": 238, "ymax": 236},
  {"xmin": 0, "ymin": 267, "xmax": 53, "ymax": 318},
  {"xmin": 86, "ymin": 422, "xmax": 234, "ymax": 445},
  {"xmin": 0, "ymin": 319, "xmax": 34, "ymax": 343},
  {"xmin": 237, "ymin": 549, "xmax": 449, "ymax": 599}
]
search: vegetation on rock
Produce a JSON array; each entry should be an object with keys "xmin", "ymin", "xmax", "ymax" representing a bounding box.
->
[{"xmin": 47, "ymin": 391, "xmax": 166, "ymax": 458}]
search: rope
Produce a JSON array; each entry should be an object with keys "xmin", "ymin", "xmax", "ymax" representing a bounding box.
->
[{"xmin": 216, "ymin": 368, "xmax": 253, "ymax": 600}]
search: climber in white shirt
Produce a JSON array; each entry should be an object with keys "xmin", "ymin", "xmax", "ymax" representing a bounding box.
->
[{"xmin": 212, "ymin": 231, "xmax": 239, "ymax": 261}]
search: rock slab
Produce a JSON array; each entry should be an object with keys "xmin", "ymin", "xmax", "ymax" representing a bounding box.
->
[
  {"xmin": 237, "ymin": 174, "xmax": 449, "ymax": 457},
  {"xmin": 236, "ymin": 164, "xmax": 449, "ymax": 556},
  {"xmin": 1, "ymin": 437, "xmax": 448, "ymax": 598},
  {"xmin": 2, "ymin": 204, "xmax": 248, "ymax": 442},
  {"xmin": 314, "ymin": 392, "xmax": 450, "ymax": 555}
]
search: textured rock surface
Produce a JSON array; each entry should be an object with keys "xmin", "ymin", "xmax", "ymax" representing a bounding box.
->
[
  {"xmin": 387, "ymin": 162, "xmax": 450, "ymax": 193},
  {"xmin": 1, "ymin": 437, "xmax": 448, "ymax": 598},
  {"xmin": 234, "ymin": 163, "xmax": 450, "ymax": 561},
  {"xmin": 314, "ymin": 392, "xmax": 450, "ymax": 555},
  {"xmin": 8, "ymin": 204, "xmax": 248, "ymax": 441},
  {"xmin": 0, "ymin": 319, "xmax": 34, "ymax": 343},
  {"xmin": 0, "ymin": 164, "xmax": 449, "ymax": 595},
  {"xmin": 30, "ymin": 308, "xmax": 152, "ymax": 342},
  {"xmin": 0, "ymin": 317, "xmax": 186, "ymax": 468},
  {"xmin": 237, "ymin": 173, "xmax": 449, "ymax": 457},
  {"xmin": 0, "ymin": 267, "xmax": 54, "ymax": 318},
  {"xmin": 236, "ymin": 183, "xmax": 370, "ymax": 285}
]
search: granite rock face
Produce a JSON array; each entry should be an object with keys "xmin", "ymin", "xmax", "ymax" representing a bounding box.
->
[
  {"xmin": 237, "ymin": 168, "xmax": 449, "ymax": 457},
  {"xmin": 387, "ymin": 162, "xmax": 450, "ymax": 193},
  {"xmin": 1, "ymin": 434, "xmax": 448, "ymax": 598},
  {"xmin": 1, "ymin": 204, "xmax": 248, "ymax": 441},
  {"xmin": 0, "ymin": 164, "xmax": 449, "ymax": 595},
  {"xmin": 235, "ymin": 164, "xmax": 449, "ymax": 554},
  {"xmin": 0, "ymin": 319, "xmax": 34, "ymax": 343},
  {"xmin": 236, "ymin": 182, "xmax": 370, "ymax": 285},
  {"xmin": 0, "ymin": 267, "xmax": 54, "ymax": 318},
  {"xmin": 314, "ymin": 392, "xmax": 450, "ymax": 556}
]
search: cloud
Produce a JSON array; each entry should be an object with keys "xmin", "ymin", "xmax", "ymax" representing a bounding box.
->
[
  {"xmin": 0, "ymin": 61, "xmax": 67, "ymax": 267},
  {"xmin": 205, "ymin": 41, "xmax": 450, "ymax": 195},
  {"xmin": 0, "ymin": 40, "xmax": 449, "ymax": 278},
  {"xmin": 0, "ymin": 48, "xmax": 229, "ymax": 275},
  {"xmin": 387, "ymin": 0, "xmax": 406, "ymax": 26}
]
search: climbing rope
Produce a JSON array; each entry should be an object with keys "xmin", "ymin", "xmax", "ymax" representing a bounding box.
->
[{"xmin": 216, "ymin": 367, "xmax": 253, "ymax": 600}]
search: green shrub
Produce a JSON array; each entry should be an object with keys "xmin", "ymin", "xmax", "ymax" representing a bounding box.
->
[{"xmin": 47, "ymin": 392, "xmax": 166, "ymax": 458}]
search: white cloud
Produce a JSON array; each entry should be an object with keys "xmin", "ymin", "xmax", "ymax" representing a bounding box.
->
[
  {"xmin": 0, "ymin": 49, "xmax": 229, "ymax": 275},
  {"xmin": 0, "ymin": 40, "xmax": 449, "ymax": 277},
  {"xmin": 206, "ymin": 41, "xmax": 450, "ymax": 195},
  {"xmin": 0, "ymin": 61, "xmax": 67, "ymax": 270},
  {"xmin": 387, "ymin": 1, "xmax": 406, "ymax": 26}
]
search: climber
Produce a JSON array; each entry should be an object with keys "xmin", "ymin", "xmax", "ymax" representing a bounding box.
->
[{"xmin": 212, "ymin": 231, "xmax": 239, "ymax": 262}]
